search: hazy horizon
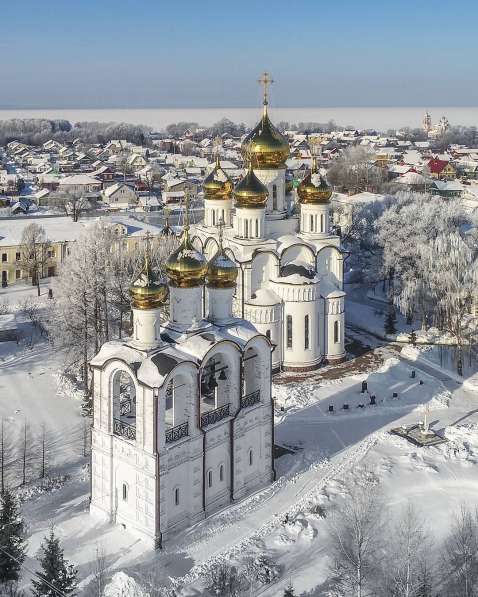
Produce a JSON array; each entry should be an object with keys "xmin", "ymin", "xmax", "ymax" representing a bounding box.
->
[{"xmin": 2, "ymin": 106, "xmax": 478, "ymax": 132}]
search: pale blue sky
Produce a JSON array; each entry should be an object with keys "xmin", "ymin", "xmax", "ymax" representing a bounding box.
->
[{"xmin": 2, "ymin": 0, "xmax": 478, "ymax": 108}]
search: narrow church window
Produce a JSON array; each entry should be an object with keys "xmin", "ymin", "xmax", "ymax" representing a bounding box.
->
[
  {"xmin": 321, "ymin": 214, "xmax": 325, "ymax": 233},
  {"xmin": 244, "ymin": 220, "xmax": 249, "ymax": 238},
  {"xmin": 334, "ymin": 320, "xmax": 340, "ymax": 343},
  {"xmin": 212, "ymin": 210, "xmax": 216, "ymax": 226},
  {"xmin": 266, "ymin": 329, "xmax": 271, "ymax": 340},
  {"xmin": 219, "ymin": 464, "xmax": 224, "ymax": 482},
  {"xmin": 255, "ymin": 219, "xmax": 259, "ymax": 238},
  {"xmin": 174, "ymin": 487, "xmax": 179, "ymax": 506},
  {"xmin": 287, "ymin": 315, "xmax": 293, "ymax": 349},
  {"xmin": 305, "ymin": 315, "xmax": 310, "ymax": 350},
  {"xmin": 272, "ymin": 184, "xmax": 277, "ymax": 210},
  {"xmin": 208, "ymin": 470, "xmax": 213, "ymax": 488},
  {"xmin": 249, "ymin": 449, "xmax": 253, "ymax": 466},
  {"xmin": 122, "ymin": 483, "xmax": 128, "ymax": 501},
  {"xmin": 310, "ymin": 214, "xmax": 314, "ymax": 231}
]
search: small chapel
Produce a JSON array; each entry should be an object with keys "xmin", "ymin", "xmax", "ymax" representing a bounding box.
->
[
  {"xmin": 90, "ymin": 211, "xmax": 274, "ymax": 548},
  {"xmin": 191, "ymin": 73, "xmax": 346, "ymax": 372}
]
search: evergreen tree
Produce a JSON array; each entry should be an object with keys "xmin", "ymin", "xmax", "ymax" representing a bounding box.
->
[
  {"xmin": 283, "ymin": 583, "xmax": 295, "ymax": 596},
  {"xmin": 32, "ymin": 528, "xmax": 77, "ymax": 597},
  {"xmin": 0, "ymin": 487, "xmax": 27, "ymax": 584},
  {"xmin": 384, "ymin": 305, "xmax": 397, "ymax": 335}
]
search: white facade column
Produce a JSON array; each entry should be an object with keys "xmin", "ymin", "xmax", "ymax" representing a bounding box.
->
[
  {"xmin": 132, "ymin": 307, "xmax": 162, "ymax": 349},
  {"xmin": 324, "ymin": 295, "xmax": 346, "ymax": 362},
  {"xmin": 169, "ymin": 286, "xmax": 203, "ymax": 327}
]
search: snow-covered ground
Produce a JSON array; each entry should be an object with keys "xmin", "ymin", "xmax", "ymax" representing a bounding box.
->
[{"xmin": 3, "ymin": 282, "xmax": 478, "ymax": 595}]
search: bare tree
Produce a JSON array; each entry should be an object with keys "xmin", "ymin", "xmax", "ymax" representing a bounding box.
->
[
  {"xmin": 327, "ymin": 469, "xmax": 385, "ymax": 597},
  {"xmin": 381, "ymin": 504, "xmax": 434, "ymax": 597},
  {"xmin": 117, "ymin": 152, "xmax": 133, "ymax": 183},
  {"xmin": 441, "ymin": 505, "xmax": 478, "ymax": 597},
  {"xmin": 19, "ymin": 223, "xmax": 49, "ymax": 296}
]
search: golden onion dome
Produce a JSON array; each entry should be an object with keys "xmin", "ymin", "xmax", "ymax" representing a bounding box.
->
[
  {"xmin": 203, "ymin": 155, "xmax": 233, "ymax": 200},
  {"xmin": 129, "ymin": 250, "xmax": 168, "ymax": 310},
  {"xmin": 234, "ymin": 163, "xmax": 269, "ymax": 209},
  {"xmin": 241, "ymin": 103, "xmax": 290, "ymax": 169},
  {"xmin": 297, "ymin": 158, "xmax": 332, "ymax": 204},
  {"xmin": 165, "ymin": 226, "xmax": 207, "ymax": 288},
  {"xmin": 207, "ymin": 248, "xmax": 238, "ymax": 289}
]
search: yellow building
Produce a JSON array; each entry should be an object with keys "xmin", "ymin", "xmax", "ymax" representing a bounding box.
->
[{"xmin": 0, "ymin": 216, "xmax": 168, "ymax": 288}]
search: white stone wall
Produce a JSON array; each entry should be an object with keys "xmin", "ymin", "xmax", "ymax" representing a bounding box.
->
[
  {"xmin": 170, "ymin": 286, "xmax": 203, "ymax": 327},
  {"xmin": 207, "ymin": 286, "xmax": 235, "ymax": 323},
  {"xmin": 132, "ymin": 307, "xmax": 162, "ymax": 349}
]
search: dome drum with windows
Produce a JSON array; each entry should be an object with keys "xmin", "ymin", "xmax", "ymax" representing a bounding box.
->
[{"xmin": 297, "ymin": 158, "xmax": 332, "ymax": 204}]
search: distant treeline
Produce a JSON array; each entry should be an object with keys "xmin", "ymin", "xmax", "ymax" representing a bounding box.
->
[{"xmin": 0, "ymin": 119, "xmax": 152, "ymax": 146}]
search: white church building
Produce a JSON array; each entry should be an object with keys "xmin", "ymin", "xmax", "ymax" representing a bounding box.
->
[
  {"xmin": 191, "ymin": 75, "xmax": 346, "ymax": 372},
  {"xmin": 90, "ymin": 218, "xmax": 274, "ymax": 548}
]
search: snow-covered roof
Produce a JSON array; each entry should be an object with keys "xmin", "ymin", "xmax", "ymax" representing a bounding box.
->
[
  {"xmin": 58, "ymin": 174, "xmax": 101, "ymax": 186},
  {"xmin": 246, "ymin": 288, "xmax": 281, "ymax": 306}
]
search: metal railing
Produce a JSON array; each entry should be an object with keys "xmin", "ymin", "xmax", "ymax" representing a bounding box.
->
[
  {"xmin": 113, "ymin": 418, "xmax": 136, "ymax": 441},
  {"xmin": 165, "ymin": 421, "xmax": 189, "ymax": 444},
  {"xmin": 201, "ymin": 403, "xmax": 230, "ymax": 428},
  {"xmin": 119, "ymin": 399, "xmax": 132, "ymax": 416},
  {"xmin": 241, "ymin": 390, "xmax": 261, "ymax": 409}
]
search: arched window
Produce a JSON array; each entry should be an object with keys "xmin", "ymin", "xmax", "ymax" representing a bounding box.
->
[
  {"xmin": 219, "ymin": 464, "xmax": 224, "ymax": 482},
  {"xmin": 272, "ymin": 184, "xmax": 277, "ymax": 210},
  {"xmin": 208, "ymin": 470, "xmax": 213, "ymax": 488},
  {"xmin": 122, "ymin": 483, "xmax": 128, "ymax": 502},
  {"xmin": 305, "ymin": 315, "xmax": 310, "ymax": 350},
  {"xmin": 174, "ymin": 487, "xmax": 180, "ymax": 506},
  {"xmin": 249, "ymin": 449, "xmax": 253, "ymax": 466},
  {"xmin": 334, "ymin": 320, "xmax": 340, "ymax": 343},
  {"xmin": 244, "ymin": 220, "xmax": 249, "ymax": 238},
  {"xmin": 287, "ymin": 315, "xmax": 293, "ymax": 349}
]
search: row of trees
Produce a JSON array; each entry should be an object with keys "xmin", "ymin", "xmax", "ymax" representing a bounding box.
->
[
  {"xmin": 0, "ymin": 488, "xmax": 77, "ymax": 596},
  {"xmin": 0, "ymin": 119, "xmax": 151, "ymax": 147},
  {"xmin": 48, "ymin": 223, "xmax": 179, "ymax": 402},
  {"xmin": 327, "ymin": 146, "xmax": 387, "ymax": 194}
]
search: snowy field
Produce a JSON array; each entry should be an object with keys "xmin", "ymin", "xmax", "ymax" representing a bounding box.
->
[
  {"xmin": 2, "ymin": 106, "xmax": 478, "ymax": 130},
  {"xmin": 3, "ymin": 283, "xmax": 478, "ymax": 594}
]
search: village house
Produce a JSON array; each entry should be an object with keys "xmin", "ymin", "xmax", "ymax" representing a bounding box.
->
[
  {"xmin": 427, "ymin": 158, "xmax": 456, "ymax": 180},
  {"xmin": 103, "ymin": 183, "xmax": 138, "ymax": 209},
  {"xmin": 58, "ymin": 174, "xmax": 102, "ymax": 194}
]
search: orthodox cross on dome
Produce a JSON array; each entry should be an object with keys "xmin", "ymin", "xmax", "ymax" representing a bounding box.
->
[
  {"xmin": 213, "ymin": 136, "xmax": 222, "ymax": 165},
  {"xmin": 143, "ymin": 230, "xmax": 153, "ymax": 277},
  {"xmin": 258, "ymin": 71, "xmax": 274, "ymax": 108},
  {"xmin": 183, "ymin": 188, "xmax": 190, "ymax": 230},
  {"xmin": 217, "ymin": 217, "xmax": 225, "ymax": 249}
]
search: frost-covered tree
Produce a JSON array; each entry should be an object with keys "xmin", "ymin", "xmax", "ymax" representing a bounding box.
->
[
  {"xmin": 376, "ymin": 192, "xmax": 475, "ymax": 354},
  {"xmin": 32, "ymin": 528, "xmax": 77, "ymax": 597},
  {"xmin": 384, "ymin": 305, "xmax": 397, "ymax": 336},
  {"xmin": 0, "ymin": 488, "xmax": 27, "ymax": 584},
  {"xmin": 441, "ymin": 505, "xmax": 478, "ymax": 597},
  {"xmin": 381, "ymin": 504, "xmax": 434, "ymax": 597},
  {"xmin": 19, "ymin": 223, "xmax": 50, "ymax": 296},
  {"xmin": 327, "ymin": 146, "xmax": 386, "ymax": 194},
  {"xmin": 283, "ymin": 583, "xmax": 295, "ymax": 596},
  {"xmin": 327, "ymin": 469, "xmax": 385, "ymax": 597}
]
